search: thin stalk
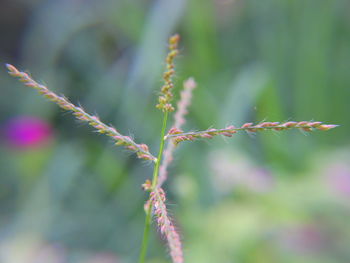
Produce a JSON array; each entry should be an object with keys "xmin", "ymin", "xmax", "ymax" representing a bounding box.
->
[{"xmin": 139, "ymin": 112, "xmax": 168, "ymax": 263}]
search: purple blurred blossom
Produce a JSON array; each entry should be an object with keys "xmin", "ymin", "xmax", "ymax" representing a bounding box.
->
[
  {"xmin": 83, "ymin": 252, "xmax": 120, "ymax": 263},
  {"xmin": 326, "ymin": 163, "xmax": 350, "ymax": 196},
  {"xmin": 3, "ymin": 116, "xmax": 53, "ymax": 148},
  {"xmin": 32, "ymin": 244, "xmax": 66, "ymax": 263},
  {"xmin": 209, "ymin": 150, "xmax": 274, "ymax": 194},
  {"xmin": 278, "ymin": 224, "xmax": 327, "ymax": 254}
]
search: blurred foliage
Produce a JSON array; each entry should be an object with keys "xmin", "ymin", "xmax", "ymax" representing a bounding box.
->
[{"xmin": 0, "ymin": 0, "xmax": 349, "ymax": 262}]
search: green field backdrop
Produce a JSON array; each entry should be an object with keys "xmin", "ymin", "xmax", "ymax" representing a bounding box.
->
[{"xmin": 0, "ymin": 0, "xmax": 349, "ymax": 262}]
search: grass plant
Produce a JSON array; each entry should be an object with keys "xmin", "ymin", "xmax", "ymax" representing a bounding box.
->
[{"xmin": 6, "ymin": 34, "xmax": 337, "ymax": 263}]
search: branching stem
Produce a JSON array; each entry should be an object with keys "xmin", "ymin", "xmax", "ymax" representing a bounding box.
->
[{"xmin": 139, "ymin": 112, "xmax": 168, "ymax": 263}]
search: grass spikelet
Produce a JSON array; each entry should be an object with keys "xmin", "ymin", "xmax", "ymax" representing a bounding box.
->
[
  {"xmin": 165, "ymin": 121, "xmax": 338, "ymax": 145},
  {"xmin": 156, "ymin": 34, "xmax": 180, "ymax": 112},
  {"xmin": 158, "ymin": 78, "xmax": 197, "ymax": 187},
  {"xmin": 6, "ymin": 64, "xmax": 156, "ymax": 162},
  {"xmin": 150, "ymin": 188, "xmax": 183, "ymax": 263}
]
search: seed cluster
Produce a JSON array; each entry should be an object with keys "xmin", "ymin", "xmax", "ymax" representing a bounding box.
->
[{"xmin": 156, "ymin": 34, "xmax": 180, "ymax": 112}]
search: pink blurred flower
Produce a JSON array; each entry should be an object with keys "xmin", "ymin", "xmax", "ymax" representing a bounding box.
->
[
  {"xmin": 3, "ymin": 116, "xmax": 52, "ymax": 148},
  {"xmin": 83, "ymin": 252, "xmax": 120, "ymax": 263},
  {"xmin": 209, "ymin": 150, "xmax": 274, "ymax": 194},
  {"xmin": 326, "ymin": 163, "xmax": 350, "ymax": 196},
  {"xmin": 31, "ymin": 244, "xmax": 66, "ymax": 263},
  {"xmin": 278, "ymin": 224, "xmax": 327, "ymax": 254}
]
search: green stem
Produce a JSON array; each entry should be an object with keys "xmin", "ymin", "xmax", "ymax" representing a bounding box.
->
[{"xmin": 138, "ymin": 112, "xmax": 168, "ymax": 263}]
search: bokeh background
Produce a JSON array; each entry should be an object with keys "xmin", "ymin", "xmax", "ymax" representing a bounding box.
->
[{"xmin": 1, "ymin": 0, "xmax": 349, "ymax": 262}]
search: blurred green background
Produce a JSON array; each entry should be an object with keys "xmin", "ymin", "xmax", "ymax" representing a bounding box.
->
[{"xmin": 0, "ymin": 0, "xmax": 349, "ymax": 262}]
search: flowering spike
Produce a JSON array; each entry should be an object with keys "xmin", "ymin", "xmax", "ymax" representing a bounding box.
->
[
  {"xmin": 165, "ymin": 121, "xmax": 338, "ymax": 145},
  {"xmin": 156, "ymin": 34, "xmax": 180, "ymax": 112},
  {"xmin": 6, "ymin": 64, "xmax": 157, "ymax": 162},
  {"xmin": 149, "ymin": 188, "xmax": 183, "ymax": 263}
]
